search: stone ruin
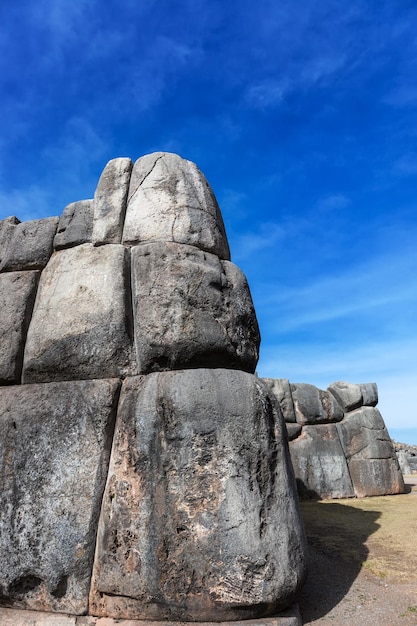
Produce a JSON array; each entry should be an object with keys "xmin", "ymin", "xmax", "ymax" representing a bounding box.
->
[
  {"xmin": 0, "ymin": 152, "xmax": 405, "ymax": 625},
  {"xmin": 262, "ymin": 379, "xmax": 404, "ymax": 499},
  {"xmin": 0, "ymin": 153, "xmax": 307, "ymax": 625}
]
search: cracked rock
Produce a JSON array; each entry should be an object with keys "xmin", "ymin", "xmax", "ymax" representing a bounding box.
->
[{"xmin": 122, "ymin": 152, "xmax": 230, "ymax": 259}]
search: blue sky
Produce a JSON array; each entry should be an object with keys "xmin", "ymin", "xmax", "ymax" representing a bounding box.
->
[{"xmin": 1, "ymin": 0, "xmax": 416, "ymax": 443}]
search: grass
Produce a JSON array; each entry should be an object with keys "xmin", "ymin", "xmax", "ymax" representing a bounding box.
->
[{"xmin": 299, "ymin": 480, "xmax": 417, "ymax": 584}]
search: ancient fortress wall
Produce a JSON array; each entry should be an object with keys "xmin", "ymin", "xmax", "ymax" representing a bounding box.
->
[
  {"xmin": 262, "ymin": 379, "xmax": 404, "ymax": 499},
  {"xmin": 0, "ymin": 153, "xmax": 307, "ymax": 625},
  {"xmin": 0, "ymin": 152, "xmax": 404, "ymax": 625}
]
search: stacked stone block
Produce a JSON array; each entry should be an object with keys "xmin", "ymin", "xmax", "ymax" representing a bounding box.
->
[
  {"xmin": 262, "ymin": 379, "xmax": 405, "ymax": 499},
  {"xmin": 0, "ymin": 153, "xmax": 307, "ymax": 624}
]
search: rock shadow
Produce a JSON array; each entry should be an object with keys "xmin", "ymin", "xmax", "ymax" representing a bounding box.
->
[{"xmin": 297, "ymin": 497, "xmax": 381, "ymax": 623}]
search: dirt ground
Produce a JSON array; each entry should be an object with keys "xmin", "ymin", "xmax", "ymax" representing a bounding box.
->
[{"xmin": 298, "ymin": 475, "xmax": 417, "ymax": 625}]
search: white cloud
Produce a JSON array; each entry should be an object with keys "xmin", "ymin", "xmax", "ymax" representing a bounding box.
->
[{"xmin": 230, "ymin": 222, "xmax": 285, "ymax": 259}]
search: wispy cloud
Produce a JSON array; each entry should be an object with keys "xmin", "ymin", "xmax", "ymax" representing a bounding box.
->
[
  {"xmin": 317, "ymin": 194, "xmax": 350, "ymax": 212},
  {"xmin": 230, "ymin": 221, "xmax": 286, "ymax": 259}
]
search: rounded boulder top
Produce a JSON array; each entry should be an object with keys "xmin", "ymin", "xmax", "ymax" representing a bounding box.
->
[{"xmin": 122, "ymin": 152, "xmax": 231, "ymax": 259}]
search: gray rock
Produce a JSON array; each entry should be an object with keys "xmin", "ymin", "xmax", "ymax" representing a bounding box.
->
[
  {"xmin": 22, "ymin": 244, "xmax": 135, "ymax": 383},
  {"xmin": 360, "ymin": 382, "xmax": 378, "ymax": 407},
  {"xmin": 89, "ymin": 369, "xmax": 307, "ymax": 621},
  {"xmin": 396, "ymin": 449, "xmax": 411, "ymax": 475},
  {"xmin": 336, "ymin": 406, "xmax": 404, "ymax": 496},
  {"xmin": 285, "ymin": 422, "xmax": 302, "ymax": 441},
  {"xmin": 289, "ymin": 424, "xmax": 355, "ymax": 499},
  {"xmin": 92, "ymin": 157, "xmax": 133, "ymax": 245},
  {"xmin": 54, "ymin": 200, "xmax": 93, "ymax": 250},
  {"xmin": 0, "ymin": 379, "xmax": 120, "ymax": 614},
  {"xmin": 131, "ymin": 242, "xmax": 260, "ymax": 373},
  {"xmin": 327, "ymin": 381, "xmax": 362, "ymax": 412},
  {"xmin": 0, "ymin": 216, "xmax": 20, "ymax": 267},
  {"xmin": 262, "ymin": 378, "xmax": 296, "ymax": 422},
  {"xmin": 1, "ymin": 217, "xmax": 59, "ymax": 271},
  {"xmin": 0, "ymin": 271, "xmax": 39, "ymax": 384},
  {"xmin": 291, "ymin": 383, "xmax": 344, "ymax": 425},
  {"xmin": 122, "ymin": 152, "xmax": 230, "ymax": 259}
]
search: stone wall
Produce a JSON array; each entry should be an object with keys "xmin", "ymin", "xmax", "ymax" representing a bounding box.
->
[
  {"xmin": 262, "ymin": 379, "xmax": 405, "ymax": 499},
  {"xmin": 0, "ymin": 153, "xmax": 307, "ymax": 624}
]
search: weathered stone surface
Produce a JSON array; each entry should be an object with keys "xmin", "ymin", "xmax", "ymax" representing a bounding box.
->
[
  {"xmin": 0, "ymin": 379, "xmax": 120, "ymax": 614},
  {"xmin": 131, "ymin": 242, "xmax": 260, "ymax": 373},
  {"xmin": 90, "ymin": 369, "xmax": 307, "ymax": 621},
  {"xmin": 348, "ymin": 459, "xmax": 405, "ymax": 497},
  {"xmin": 122, "ymin": 152, "xmax": 230, "ymax": 259},
  {"xmin": 78, "ymin": 607, "xmax": 302, "ymax": 625},
  {"xmin": 289, "ymin": 424, "xmax": 355, "ymax": 499},
  {"xmin": 0, "ymin": 271, "xmax": 39, "ymax": 384},
  {"xmin": 1, "ymin": 217, "xmax": 59, "ymax": 271},
  {"xmin": 22, "ymin": 244, "xmax": 134, "ymax": 383},
  {"xmin": 93, "ymin": 158, "xmax": 133, "ymax": 245},
  {"xmin": 0, "ymin": 608, "xmax": 76, "ymax": 625},
  {"xmin": 291, "ymin": 383, "xmax": 344, "ymax": 425},
  {"xmin": 0, "ymin": 216, "xmax": 20, "ymax": 267},
  {"xmin": 262, "ymin": 378, "xmax": 296, "ymax": 422},
  {"xmin": 327, "ymin": 381, "xmax": 362, "ymax": 412},
  {"xmin": 285, "ymin": 422, "xmax": 302, "ymax": 441},
  {"xmin": 336, "ymin": 406, "xmax": 404, "ymax": 496},
  {"xmin": 360, "ymin": 382, "xmax": 378, "ymax": 407},
  {"xmin": 54, "ymin": 200, "xmax": 93, "ymax": 250}
]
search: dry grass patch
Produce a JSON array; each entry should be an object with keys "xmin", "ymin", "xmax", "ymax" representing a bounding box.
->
[{"xmin": 299, "ymin": 479, "xmax": 417, "ymax": 583}]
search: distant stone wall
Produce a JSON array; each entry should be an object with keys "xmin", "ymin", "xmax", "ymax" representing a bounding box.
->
[
  {"xmin": 0, "ymin": 153, "xmax": 306, "ymax": 624},
  {"xmin": 262, "ymin": 379, "xmax": 405, "ymax": 499}
]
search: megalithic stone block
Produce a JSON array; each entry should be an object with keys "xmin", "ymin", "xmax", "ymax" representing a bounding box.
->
[
  {"xmin": 0, "ymin": 216, "xmax": 20, "ymax": 268},
  {"xmin": 261, "ymin": 378, "xmax": 297, "ymax": 422},
  {"xmin": 336, "ymin": 406, "xmax": 405, "ymax": 497},
  {"xmin": 131, "ymin": 242, "xmax": 260, "ymax": 373},
  {"xmin": 291, "ymin": 383, "xmax": 344, "ymax": 425},
  {"xmin": 22, "ymin": 244, "xmax": 135, "ymax": 383},
  {"xmin": 1, "ymin": 217, "xmax": 59, "ymax": 271},
  {"xmin": 0, "ymin": 270, "xmax": 39, "ymax": 384},
  {"xmin": 289, "ymin": 424, "xmax": 355, "ymax": 499},
  {"xmin": 92, "ymin": 158, "xmax": 133, "ymax": 245},
  {"xmin": 89, "ymin": 369, "xmax": 307, "ymax": 622},
  {"xmin": 54, "ymin": 200, "xmax": 94, "ymax": 250},
  {"xmin": 0, "ymin": 378, "xmax": 120, "ymax": 614},
  {"xmin": 122, "ymin": 152, "xmax": 231, "ymax": 259},
  {"xmin": 327, "ymin": 381, "xmax": 363, "ymax": 412}
]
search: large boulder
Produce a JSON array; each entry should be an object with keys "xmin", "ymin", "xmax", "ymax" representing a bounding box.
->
[
  {"xmin": 0, "ymin": 216, "xmax": 20, "ymax": 267},
  {"xmin": 122, "ymin": 152, "xmax": 230, "ymax": 259},
  {"xmin": 291, "ymin": 383, "xmax": 344, "ymax": 425},
  {"xmin": 289, "ymin": 424, "xmax": 355, "ymax": 499},
  {"xmin": 131, "ymin": 242, "xmax": 260, "ymax": 373},
  {"xmin": 0, "ymin": 217, "xmax": 59, "ymax": 271},
  {"xmin": 336, "ymin": 406, "xmax": 404, "ymax": 497},
  {"xmin": 54, "ymin": 200, "xmax": 94, "ymax": 250},
  {"xmin": 22, "ymin": 244, "xmax": 135, "ymax": 383},
  {"xmin": 89, "ymin": 369, "xmax": 307, "ymax": 621},
  {"xmin": 262, "ymin": 378, "xmax": 297, "ymax": 422},
  {"xmin": 0, "ymin": 379, "xmax": 120, "ymax": 614},
  {"xmin": 0, "ymin": 271, "xmax": 39, "ymax": 384},
  {"xmin": 92, "ymin": 157, "xmax": 133, "ymax": 245},
  {"xmin": 327, "ymin": 381, "xmax": 363, "ymax": 412}
]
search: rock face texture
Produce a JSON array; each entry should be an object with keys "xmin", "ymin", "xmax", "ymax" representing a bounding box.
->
[
  {"xmin": 262, "ymin": 378, "xmax": 404, "ymax": 499},
  {"xmin": 0, "ymin": 152, "xmax": 305, "ymax": 624},
  {"xmin": 90, "ymin": 370, "xmax": 306, "ymax": 621}
]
